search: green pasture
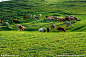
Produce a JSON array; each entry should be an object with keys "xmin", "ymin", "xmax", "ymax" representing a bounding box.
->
[
  {"xmin": 0, "ymin": 31, "xmax": 86, "ymax": 57},
  {"xmin": 0, "ymin": 0, "xmax": 86, "ymax": 31},
  {"xmin": 0, "ymin": 0, "xmax": 86, "ymax": 56}
]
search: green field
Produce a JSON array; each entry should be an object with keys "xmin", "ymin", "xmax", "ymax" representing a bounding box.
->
[
  {"xmin": 0, "ymin": 0, "xmax": 86, "ymax": 56},
  {"xmin": 0, "ymin": 31, "xmax": 86, "ymax": 56}
]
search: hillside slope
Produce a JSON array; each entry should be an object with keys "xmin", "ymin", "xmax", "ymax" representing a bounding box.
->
[
  {"xmin": 0, "ymin": 0, "xmax": 86, "ymax": 56},
  {"xmin": 0, "ymin": 0, "xmax": 86, "ymax": 32}
]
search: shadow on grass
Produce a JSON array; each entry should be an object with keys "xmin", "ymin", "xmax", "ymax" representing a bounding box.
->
[
  {"xmin": 72, "ymin": 25, "xmax": 86, "ymax": 31},
  {"xmin": 51, "ymin": 13, "xmax": 61, "ymax": 16},
  {"xmin": 65, "ymin": 1, "xmax": 86, "ymax": 3},
  {"xmin": 49, "ymin": 11, "xmax": 57, "ymax": 13},
  {"xmin": 48, "ymin": 4, "xmax": 55, "ymax": 6},
  {"xmin": 1, "ymin": 26, "xmax": 12, "ymax": 31},
  {"xmin": 51, "ymin": 31, "xmax": 58, "ymax": 32},
  {"xmin": 56, "ymin": 23, "xmax": 65, "ymax": 27},
  {"xmin": 51, "ymin": 30, "xmax": 67, "ymax": 32},
  {"xmin": 25, "ymin": 28, "xmax": 38, "ymax": 31},
  {"xmin": 66, "ymin": 28, "xmax": 72, "ymax": 30},
  {"xmin": 79, "ymin": 1, "xmax": 86, "ymax": 2}
]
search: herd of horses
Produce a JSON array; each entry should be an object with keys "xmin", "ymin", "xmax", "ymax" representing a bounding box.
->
[
  {"xmin": 0, "ymin": 13, "xmax": 81, "ymax": 32},
  {"xmin": 39, "ymin": 24, "xmax": 66, "ymax": 32}
]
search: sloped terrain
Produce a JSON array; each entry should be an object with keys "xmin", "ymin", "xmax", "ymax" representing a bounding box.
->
[
  {"xmin": 0, "ymin": 0, "xmax": 86, "ymax": 31},
  {"xmin": 0, "ymin": 0, "xmax": 86, "ymax": 56}
]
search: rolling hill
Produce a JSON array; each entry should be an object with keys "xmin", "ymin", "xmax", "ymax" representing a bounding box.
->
[
  {"xmin": 0, "ymin": 0, "xmax": 86, "ymax": 31},
  {"xmin": 0, "ymin": 0, "xmax": 86, "ymax": 56}
]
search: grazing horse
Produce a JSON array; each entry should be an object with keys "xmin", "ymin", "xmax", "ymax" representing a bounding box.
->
[
  {"xmin": 47, "ymin": 27, "xmax": 50, "ymax": 32},
  {"xmin": 5, "ymin": 22, "xmax": 9, "ymax": 25},
  {"xmin": 46, "ymin": 16, "xmax": 49, "ymax": 18},
  {"xmin": 24, "ymin": 16, "xmax": 27, "ymax": 18},
  {"xmin": 19, "ymin": 25, "xmax": 24, "ymax": 31},
  {"xmin": 0, "ymin": 20, "xmax": 1, "ymax": 23},
  {"xmin": 50, "ymin": 16, "xmax": 54, "ymax": 19},
  {"xmin": 57, "ymin": 18, "xmax": 65, "ymax": 22},
  {"xmin": 34, "ymin": 15, "xmax": 39, "ymax": 19},
  {"xmin": 39, "ymin": 27, "xmax": 46, "ymax": 32},
  {"xmin": 70, "ymin": 16, "xmax": 75, "ymax": 21},
  {"xmin": 13, "ymin": 19, "xmax": 19, "ymax": 23},
  {"xmin": 53, "ymin": 16, "xmax": 58, "ymax": 20},
  {"xmin": 34, "ymin": 16, "xmax": 39, "ymax": 19},
  {"xmin": 57, "ymin": 27, "xmax": 66, "ymax": 32},
  {"xmin": 44, "ymin": 29, "xmax": 46, "ymax": 32},
  {"xmin": 64, "ymin": 22, "xmax": 73, "ymax": 28},
  {"xmin": 65, "ymin": 15, "xmax": 70, "ymax": 21},
  {"xmin": 13, "ymin": 19, "xmax": 17, "ymax": 22},
  {"xmin": 74, "ymin": 17, "xmax": 78, "ymax": 21},
  {"xmin": 39, "ymin": 14, "xmax": 41, "ymax": 17},
  {"xmin": 51, "ymin": 24, "xmax": 55, "ymax": 31},
  {"xmin": 29, "ymin": 13, "xmax": 32, "ymax": 17},
  {"xmin": 20, "ymin": 18, "xmax": 23, "ymax": 21},
  {"xmin": 16, "ymin": 24, "xmax": 25, "ymax": 31}
]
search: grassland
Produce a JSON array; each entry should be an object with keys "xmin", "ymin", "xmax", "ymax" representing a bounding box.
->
[
  {"xmin": 0, "ymin": 0, "xmax": 86, "ymax": 56},
  {"xmin": 0, "ymin": 31, "xmax": 86, "ymax": 56},
  {"xmin": 0, "ymin": 0, "xmax": 86, "ymax": 31}
]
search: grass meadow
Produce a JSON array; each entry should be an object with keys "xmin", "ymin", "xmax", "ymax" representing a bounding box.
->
[
  {"xmin": 0, "ymin": 31, "xmax": 86, "ymax": 56},
  {"xmin": 0, "ymin": 0, "xmax": 86, "ymax": 56}
]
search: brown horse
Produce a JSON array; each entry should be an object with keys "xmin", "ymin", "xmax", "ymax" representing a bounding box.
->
[
  {"xmin": 45, "ymin": 16, "xmax": 49, "ymax": 18},
  {"xmin": 74, "ymin": 17, "xmax": 78, "ymax": 21},
  {"xmin": 0, "ymin": 20, "xmax": 1, "ymax": 23},
  {"xmin": 24, "ymin": 16, "xmax": 27, "ymax": 18},
  {"xmin": 13, "ymin": 19, "xmax": 19, "ymax": 23},
  {"xmin": 65, "ymin": 16, "xmax": 70, "ymax": 21},
  {"xmin": 47, "ymin": 27, "xmax": 50, "ymax": 32},
  {"xmin": 57, "ymin": 27, "xmax": 66, "ymax": 32},
  {"xmin": 19, "ymin": 25, "xmax": 24, "ymax": 31},
  {"xmin": 16, "ymin": 24, "xmax": 25, "ymax": 31},
  {"xmin": 13, "ymin": 19, "xmax": 17, "ymax": 22}
]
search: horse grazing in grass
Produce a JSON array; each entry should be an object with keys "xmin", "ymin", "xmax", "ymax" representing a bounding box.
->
[
  {"xmin": 64, "ymin": 22, "xmax": 73, "ymax": 28},
  {"xmin": 47, "ymin": 27, "xmax": 50, "ymax": 32},
  {"xmin": 57, "ymin": 27, "xmax": 66, "ymax": 32},
  {"xmin": 74, "ymin": 17, "xmax": 78, "ymax": 21},
  {"xmin": 39, "ymin": 27, "xmax": 46, "ymax": 32},
  {"xmin": 51, "ymin": 24, "xmax": 55, "ymax": 31},
  {"xmin": 45, "ymin": 16, "xmax": 49, "ymax": 18},
  {"xmin": 39, "ymin": 14, "xmax": 41, "ymax": 17},
  {"xmin": 65, "ymin": 15, "xmax": 70, "ymax": 21},
  {"xmin": 13, "ymin": 19, "xmax": 19, "ymax": 23},
  {"xmin": 24, "ymin": 16, "xmax": 27, "ymax": 18},
  {"xmin": 29, "ymin": 13, "xmax": 32, "ymax": 17},
  {"xmin": 0, "ymin": 20, "xmax": 1, "ymax": 23},
  {"xmin": 34, "ymin": 15, "xmax": 39, "ymax": 20},
  {"xmin": 57, "ymin": 18, "xmax": 65, "ymax": 22},
  {"xmin": 16, "ymin": 24, "xmax": 25, "ymax": 31}
]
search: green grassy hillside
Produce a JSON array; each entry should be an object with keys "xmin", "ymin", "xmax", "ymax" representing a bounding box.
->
[
  {"xmin": 0, "ymin": 0, "xmax": 86, "ymax": 32},
  {"xmin": 0, "ymin": 0, "xmax": 86, "ymax": 56}
]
